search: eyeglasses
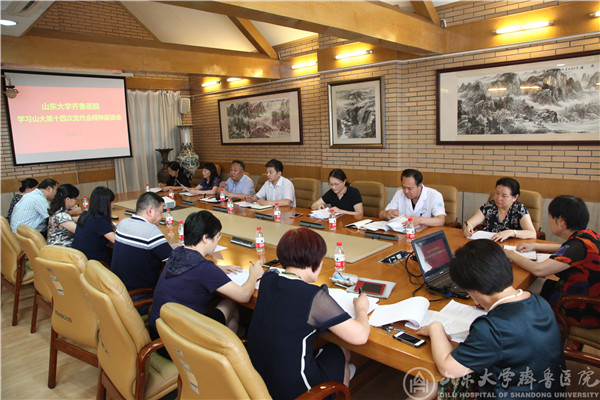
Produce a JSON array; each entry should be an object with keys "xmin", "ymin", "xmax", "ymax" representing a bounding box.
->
[{"xmin": 329, "ymin": 180, "xmax": 344, "ymax": 187}]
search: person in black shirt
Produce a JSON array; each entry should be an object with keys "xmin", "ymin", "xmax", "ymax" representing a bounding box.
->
[
  {"xmin": 160, "ymin": 161, "xmax": 190, "ymax": 189},
  {"xmin": 311, "ymin": 169, "xmax": 363, "ymax": 217}
]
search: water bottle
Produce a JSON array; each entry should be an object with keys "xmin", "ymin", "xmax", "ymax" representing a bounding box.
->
[
  {"xmin": 329, "ymin": 209, "xmax": 337, "ymax": 230},
  {"xmin": 227, "ymin": 197, "xmax": 234, "ymax": 213},
  {"xmin": 166, "ymin": 209, "xmax": 173, "ymax": 227},
  {"xmin": 274, "ymin": 203, "xmax": 281, "ymax": 221},
  {"xmin": 334, "ymin": 242, "xmax": 345, "ymax": 272},
  {"xmin": 145, "ymin": 183, "xmax": 150, "ymax": 192},
  {"xmin": 178, "ymin": 221, "xmax": 184, "ymax": 242},
  {"xmin": 82, "ymin": 196, "xmax": 89, "ymax": 212},
  {"xmin": 255, "ymin": 227, "xmax": 265, "ymax": 254},
  {"xmin": 220, "ymin": 189, "xmax": 226, "ymax": 202},
  {"xmin": 168, "ymin": 187, "xmax": 174, "ymax": 200},
  {"xmin": 406, "ymin": 217, "xmax": 415, "ymax": 250}
]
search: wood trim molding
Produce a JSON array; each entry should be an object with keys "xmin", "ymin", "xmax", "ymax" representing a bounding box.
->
[{"xmin": 1, "ymin": 168, "xmax": 116, "ymax": 193}]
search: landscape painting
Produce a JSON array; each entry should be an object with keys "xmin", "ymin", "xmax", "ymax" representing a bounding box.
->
[
  {"xmin": 329, "ymin": 77, "xmax": 383, "ymax": 148},
  {"xmin": 219, "ymin": 89, "xmax": 302, "ymax": 145},
  {"xmin": 437, "ymin": 52, "xmax": 600, "ymax": 144}
]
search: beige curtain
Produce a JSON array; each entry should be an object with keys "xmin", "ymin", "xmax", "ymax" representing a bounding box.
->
[{"xmin": 115, "ymin": 90, "xmax": 181, "ymax": 194}]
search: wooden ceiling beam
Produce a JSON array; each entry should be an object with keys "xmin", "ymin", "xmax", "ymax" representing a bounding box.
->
[
  {"xmin": 410, "ymin": 1, "xmax": 440, "ymax": 26},
  {"xmin": 160, "ymin": 1, "xmax": 448, "ymax": 55},
  {"xmin": 1, "ymin": 30, "xmax": 282, "ymax": 79},
  {"xmin": 229, "ymin": 16, "xmax": 279, "ymax": 59}
]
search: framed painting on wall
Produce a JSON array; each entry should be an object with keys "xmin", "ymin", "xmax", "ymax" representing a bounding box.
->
[
  {"xmin": 219, "ymin": 89, "xmax": 302, "ymax": 145},
  {"xmin": 328, "ymin": 77, "xmax": 384, "ymax": 148},
  {"xmin": 437, "ymin": 51, "xmax": 600, "ymax": 145}
]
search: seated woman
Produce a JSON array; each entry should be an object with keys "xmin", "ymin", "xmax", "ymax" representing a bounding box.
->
[
  {"xmin": 47, "ymin": 184, "xmax": 80, "ymax": 247},
  {"xmin": 311, "ymin": 169, "xmax": 364, "ymax": 217},
  {"xmin": 417, "ymin": 239, "xmax": 565, "ymax": 398},
  {"xmin": 505, "ymin": 195, "xmax": 600, "ymax": 329},
  {"xmin": 159, "ymin": 161, "xmax": 190, "ymax": 189},
  {"xmin": 247, "ymin": 228, "xmax": 370, "ymax": 399},
  {"xmin": 187, "ymin": 162, "xmax": 221, "ymax": 197},
  {"xmin": 148, "ymin": 210, "xmax": 262, "ymax": 343},
  {"xmin": 6, "ymin": 178, "xmax": 38, "ymax": 223},
  {"xmin": 72, "ymin": 186, "xmax": 115, "ymax": 265},
  {"xmin": 463, "ymin": 177, "xmax": 536, "ymax": 242}
]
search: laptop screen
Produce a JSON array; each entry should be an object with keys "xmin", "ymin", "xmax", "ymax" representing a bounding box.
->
[{"xmin": 412, "ymin": 230, "xmax": 453, "ymax": 278}]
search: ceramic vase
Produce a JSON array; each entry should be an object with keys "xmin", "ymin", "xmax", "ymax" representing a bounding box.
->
[{"xmin": 176, "ymin": 124, "xmax": 200, "ymax": 181}]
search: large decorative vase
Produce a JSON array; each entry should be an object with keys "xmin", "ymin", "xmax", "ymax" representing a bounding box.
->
[
  {"xmin": 156, "ymin": 148, "xmax": 173, "ymax": 184},
  {"xmin": 175, "ymin": 124, "xmax": 200, "ymax": 181}
]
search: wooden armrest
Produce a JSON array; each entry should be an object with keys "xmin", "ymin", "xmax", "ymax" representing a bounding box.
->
[
  {"xmin": 133, "ymin": 298, "xmax": 153, "ymax": 310},
  {"xmin": 296, "ymin": 381, "xmax": 350, "ymax": 400},
  {"xmin": 553, "ymin": 295, "xmax": 600, "ymax": 345},
  {"xmin": 564, "ymin": 349, "xmax": 600, "ymax": 369},
  {"xmin": 128, "ymin": 288, "xmax": 154, "ymax": 297},
  {"xmin": 135, "ymin": 338, "xmax": 165, "ymax": 399}
]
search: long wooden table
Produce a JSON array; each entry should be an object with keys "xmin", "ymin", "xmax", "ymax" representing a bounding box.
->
[{"xmin": 112, "ymin": 191, "xmax": 541, "ymax": 381}]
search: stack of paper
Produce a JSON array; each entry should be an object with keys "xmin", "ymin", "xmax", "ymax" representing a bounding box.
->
[
  {"xmin": 358, "ymin": 216, "xmax": 408, "ymax": 233},
  {"xmin": 469, "ymin": 231, "xmax": 495, "ymax": 240},
  {"xmin": 328, "ymin": 288, "xmax": 379, "ymax": 319},
  {"xmin": 198, "ymin": 197, "xmax": 221, "ymax": 203},
  {"xmin": 236, "ymin": 201, "xmax": 273, "ymax": 210},
  {"xmin": 310, "ymin": 208, "xmax": 342, "ymax": 220},
  {"xmin": 504, "ymin": 245, "xmax": 536, "ymax": 260}
]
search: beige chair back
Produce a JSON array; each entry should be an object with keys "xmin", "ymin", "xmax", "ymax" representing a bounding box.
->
[
  {"xmin": 292, "ymin": 178, "xmax": 319, "ymax": 209},
  {"xmin": 36, "ymin": 245, "xmax": 98, "ymax": 348},
  {"xmin": 255, "ymin": 173, "xmax": 268, "ymax": 193},
  {"xmin": 156, "ymin": 302, "xmax": 271, "ymax": 400},
  {"xmin": 488, "ymin": 189, "xmax": 543, "ymax": 231},
  {"xmin": 16, "ymin": 225, "xmax": 52, "ymax": 301},
  {"xmin": 80, "ymin": 260, "xmax": 177, "ymax": 400},
  {"xmin": 352, "ymin": 181, "xmax": 385, "ymax": 217},
  {"xmin": 428, "ymin": 184, "xmax": 459, "ymax": 226},
  {"xmin": 1, "ymin": 216, "xmax": 24, "ymax": 283}
]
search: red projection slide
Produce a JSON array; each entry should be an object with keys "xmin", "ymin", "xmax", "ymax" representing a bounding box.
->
[{"xmin": 5, "ymin": 71, "xmax": 132, "ymax": 165}]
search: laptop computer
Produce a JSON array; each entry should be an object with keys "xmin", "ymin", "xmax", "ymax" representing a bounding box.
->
[{"xmin": 412, "ymin": 230, "xmax": 469, "ymax": 299}]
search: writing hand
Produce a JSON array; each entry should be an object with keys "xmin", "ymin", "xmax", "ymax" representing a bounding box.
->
[
  {"xmin": 353, "ymin": 292, "xmax": 369, "ymax": 315},
  {"xmin": 517, "ymin": 243, "xmax": 535, "ymax": 252}
]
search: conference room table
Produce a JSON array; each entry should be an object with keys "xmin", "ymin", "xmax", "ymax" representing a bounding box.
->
[{"xmin": 112, "ymin": 190, "xmax": 541, "ymax": 382}]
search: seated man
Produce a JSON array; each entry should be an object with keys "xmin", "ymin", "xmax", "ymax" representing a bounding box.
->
[
  {"xmin": 219, "ymin": 160, "xmax": 255, "ymax": 200},
  {"xmin": 10, "ymin": 178, "xmax": 58, "ymax": 236},
  {"xmin": 159, "ymin": 161, "xmax": 190, "ymax": 189},
  {"xmin": 111, "ymin": 192, "xmax": 174, "ymax": 294},
  {"xmin": 379, "ymin": 169, "xmax": 445, "ymax": 227},
  {"xmin": 246, "ymin": 158, "xmax": 296, "ymax": 207},
  {"xmin": 417, "ymin": 239, "xmax": 565, "ymax": 398}
]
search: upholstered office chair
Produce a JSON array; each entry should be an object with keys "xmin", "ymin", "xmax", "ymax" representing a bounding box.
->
[
  {"xmin": 15, "ymin": 224, "xmax": 52, "ymax": 333},
  {"xmin": 35, "ymin": 245, "xmax": 98, "ymax": 388},
  {"xmin": 487, "ymin": 189, "xmax": 545, "ymax": 239},
  {"xmin": 80, "ymin": 260, "xmax": 178, "ymax": 400},
  {"xmin": 255, "ymin": 173, "xmax": 268, "ymax": 192},
  {"xmin": 352, "ymin": 181, "xmax": 385, "ymax": 217},
  {"xmin": 156, "ymin": 302, "xmax": 350, "ymax": 400},
  {"xmin": 428, "ymin": 184, "xmax": 461, "ymax": 228},
  {"xmin": 292, "ymin": 177, "xmax": 319, "ymax": 208},
  {"xmin": 555, "ymin": 295, "xmax": 600, "ymax": 368},
  {"xmin": 0, "ymin": 217, "xmax": 34, "ymax": 326}
]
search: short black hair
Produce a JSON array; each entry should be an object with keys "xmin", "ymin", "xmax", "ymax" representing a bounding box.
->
[
  {"xmin": 328, "ymin": 169, "xmax": 349, "ymax": 187},
  {"xmin": 50, "ymin": 184, "xmax": 80, "ymax": 215},
  {"xmin": 136, "ymin": 192, "xmax": 164, "ymax": 215},
  {"xmin": 202, "ymin": 162, "xmax": 219, "ymax": 184},
  {"xmin": 265, "ymin": 159, "xmax": 283, "ymax": 173},
  {"xmin": 449, "ymin": 239, "xmax": 513, "ymax": 295},
  {"xmin": 19, "ymin": 178, "xmax": 38, "ymax": 193},
  {"xmin": 184, "ymin": 210, "xmax": 221, "ymax": 246},
  {"xmin": 496, "ymin": 177, "xmax": 520, "ymax": 197},
  {"xmin": 167, "ymin": 161, "xmax": 181, "ymax": 171},
  {"xmin": 548, "ymin": 195, "xmax": 589, "ymax": 231},
  {"xmin": 232, "ymin": 160, "xmax": 245, "ymax": 170},
  {"xmin": 401, "ymin": 169, "xmax": 423, "ymax": 186},
  {"xmin": 38, "ymin": 178, "xmax": 58, "ymax": 190}
]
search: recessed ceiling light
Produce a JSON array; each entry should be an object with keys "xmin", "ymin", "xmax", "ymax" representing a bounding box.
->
[{"xmin": 0, "ymin": 19, "xmax": 18, "ymax": 26}]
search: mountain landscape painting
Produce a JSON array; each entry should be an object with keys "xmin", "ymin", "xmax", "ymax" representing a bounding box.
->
[
  {"xmin": 219, "ymin": 89, "xmax": 302, "ymax": 145},
  {"xmin": 457, "ymin": 61, "xmax": 599, "ymax": 136}
]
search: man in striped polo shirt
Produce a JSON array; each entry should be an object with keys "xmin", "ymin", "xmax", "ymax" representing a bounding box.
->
[{"xmin": 111, "ymin": 192, "xmax": 174, "ymax": 295}]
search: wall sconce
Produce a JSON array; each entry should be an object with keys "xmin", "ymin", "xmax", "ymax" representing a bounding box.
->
[
  {"xmin": 335, "ymin": 49, "xmax": 373, "ymax": 60},
  {"xmin": 2, "ymin": 75, "xmax": 19, "ymax": 99},
  {"xmin": 291, "ymin": 61, "xmax": 317, "ymax": 70},
  {"xmin": 201, "ymin": 80, "xmax": 221, "ymax": 88},
  {"xmin": 493, "ymin": 20, "xmax": 554, "ymax": 34},
  {"xmin": 590, "ymin": 11, "xmax": 600, "ymax": 18}
]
